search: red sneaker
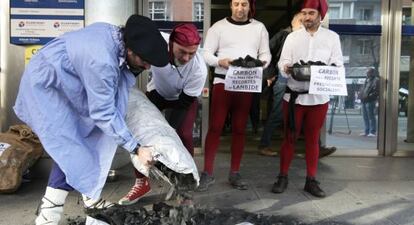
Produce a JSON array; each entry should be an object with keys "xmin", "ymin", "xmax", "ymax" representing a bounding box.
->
[{"xmin": 118, "ymin": 177, "xmax": 151, "ymax": 205}]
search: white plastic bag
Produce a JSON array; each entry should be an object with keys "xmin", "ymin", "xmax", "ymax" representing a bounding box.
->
[{"xmin": 125, "ymin": 88, "xmax": 199, "ymax": 184}]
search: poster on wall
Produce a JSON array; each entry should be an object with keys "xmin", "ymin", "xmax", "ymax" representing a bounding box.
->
[{"xmin": 10, "ymin": 0, "xmax": 85, "ymax": 45}]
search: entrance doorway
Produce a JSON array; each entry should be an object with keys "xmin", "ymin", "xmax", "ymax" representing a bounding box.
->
[{"xmin": 207, "ymin": 0, "xmax": 385, "ymax": 155}]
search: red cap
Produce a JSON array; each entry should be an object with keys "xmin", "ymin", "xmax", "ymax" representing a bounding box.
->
[
  {"xmin": 170, "ymin": 23, "xmax": 201, "ymax": 47},
  {"xmin": 169, "ymin": 23, "xmax": 200, "ymax": 65},
  {"xmin": 302, "ymin": 0, "xmax": 328, "ymax": 20}
]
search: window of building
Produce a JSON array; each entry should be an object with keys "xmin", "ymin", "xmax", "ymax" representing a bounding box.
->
[
  {"xmin": 342, "ymin": 2, "xmax": 352, "ymax": 18},
  {"xmin": 329, "ymin": 2, "xmax": 353, "ymax": 19},
  {"xmin": 149, "ymin": 0, "xmax": 168, "ymax": 21},
  {"xmin": 193, "ymin": 1, "xmax": 204, "ymax": 22},
  {"xmin": 329, "ymin": 5, "xmax": 341, "ymax": 19},
  {"xmin": 357, "ymin": 39, "xmax": 372, "ymax": 55},
  {"xmin": 359, "ymin": 8, "xmax": 373, "ymax": 21}
]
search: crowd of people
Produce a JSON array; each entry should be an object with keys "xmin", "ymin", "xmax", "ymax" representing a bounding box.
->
[{"xmin": 13, "ymin": 0, "xmax": 351, "ymax": 224}]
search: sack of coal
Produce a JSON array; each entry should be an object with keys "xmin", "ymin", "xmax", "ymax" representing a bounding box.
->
[
  {"xmin": 125, "ymin": 88, "xmax": 199, "ymax": 187},
  {"xmin": 0, "ymin": 125, "xmax": 44, "ymax": 193}
]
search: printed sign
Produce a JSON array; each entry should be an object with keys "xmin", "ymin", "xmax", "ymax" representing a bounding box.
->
[
  {"xmin": 309, "ymin": 66, "xmax": 347, "ymax": 96},
  {"xmin": 0, "ymin": 142, "xmax": 11, "ymax": 157},
  {"xmin": 25, "ymin": 45, "xmax": 43, "ymax": 65},
  {"xmin": 10, "ymin": 0, "xmax": 85, "ymax": 45},
  {"xmin": 224, "ymin": 66, "xmax": 263, "ymax": 93}
]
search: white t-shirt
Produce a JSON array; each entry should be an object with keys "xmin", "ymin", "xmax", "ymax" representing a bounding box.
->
[
  {"xmin": 203, "ymin": 18, "xmax": 271, "ymax": 84},
  {"xmin": 278, "ymin": 26, "xmax": 344, "ymax": 105},
  {"xmin": 147, "ymin": 32, "xmax": 208, "ymax": 101}
]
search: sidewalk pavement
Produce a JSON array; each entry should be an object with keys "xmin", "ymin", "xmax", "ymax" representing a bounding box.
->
[{"xmin": 1, "ymin": 153, "xmax": 414, "ymax": 225}]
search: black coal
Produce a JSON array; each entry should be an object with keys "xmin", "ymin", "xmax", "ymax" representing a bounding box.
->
[
  {"xmin": 230, "ymin": 55, "xmax": 264, "ymax": 68},
  {"xmin": 153, "ymin": 162, "xmax": 197, "ymax": 192},
  {"xmin": 292, "ymin": 60, "xmax": 337, "ymax": 67},
  {"xmin": 67, "ymin": 202, "xmax": 351, "ymax": 225},
  {"xmin": 151, "ymin": 162, "xmax": 197, "ymax": 201}
]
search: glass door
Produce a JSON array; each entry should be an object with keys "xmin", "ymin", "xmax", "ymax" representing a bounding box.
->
[
  {"xmin": 139, "ymin": 0, "xmax": 206, "ymax": 151},
  {"xmin": 396, "ymin": 0, "xmax": 414, "ymax": 154},
  {"xmin": 325, "ymin": 0, "xmax": 383, "ymax": 154}
]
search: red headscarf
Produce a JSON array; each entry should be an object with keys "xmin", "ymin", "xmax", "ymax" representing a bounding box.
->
[
  {"xmin": 169, "ymin": 23, "xmax": 201, "ymax": 63},
  {"xmin": 229, "ymin": 0, "xmax": 256, "ymax": 19},
  {"xmin": 302, "ymin": 0, "xmax": 328, "ymax": 20}
]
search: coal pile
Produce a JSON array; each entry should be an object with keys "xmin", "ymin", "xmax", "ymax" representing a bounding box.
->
[
  {"xmin": 230, "ymin": 55, "xmax": 264, "ymax": 68},
  {"xmin": 151, "ymin": 162, "xmax": 197, "ymax": 201},
  {"xmin": 67, "ymin": 202, "xmax": 351, "ymax": 225},
  {"xmin": 152, "ymin": 162, "xmax": 197, "ymax": 192}
]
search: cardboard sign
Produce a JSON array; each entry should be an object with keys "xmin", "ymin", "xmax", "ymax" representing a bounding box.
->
[
  {"xmin": 309, "ymin": 66, "xmax": 347, "ymax": 96},
  {"xmin": 224, "ymin": 66, "xmax": 263, "ymax": 93}
]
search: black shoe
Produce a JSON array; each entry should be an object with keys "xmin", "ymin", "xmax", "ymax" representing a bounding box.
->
[
  {"xmin": 319, "ymin": 145, "xmax": 337, "ymax": 158},
  {"xmin": 228, "ymin": 172, "xmax": 248, "ymax": 190},
  {"xmin": 196, "ymin": 172, "xmax": 215, "ymax": 192},
  {"xmin": 304, "ymin": 177, "xmax": 326, "ymax": 198},
  {"xmin": 271, "ymin": 175, "xmax": 288, "ymax": 193}
]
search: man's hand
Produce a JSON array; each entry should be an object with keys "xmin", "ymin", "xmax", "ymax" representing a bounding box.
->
[
  {"xmin": 267, "ymin": 76, "xmax": 276, "ymax": 86},
  {"xmin": 130, "ymin": 146, "xmax": 154, "ymax": 176},
  {"xmin": 284, "ymin": 64, "xmax": 293, "ymax": 75},
  {"xmin": 218, "ymin": 58, "xmax": 232, "ymax": 69}
]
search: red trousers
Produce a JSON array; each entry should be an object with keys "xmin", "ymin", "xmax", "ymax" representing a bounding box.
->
[
  {"xmin": 279, "ymin": 101, "xmax": 328, "ymax": 177},
  {"xmin": 203, "ymin": 84, "xmax": 253, "ymax": 175}
]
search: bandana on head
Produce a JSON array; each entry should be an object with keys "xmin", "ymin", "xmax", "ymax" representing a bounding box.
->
[
  {"xmin": 302, "ymin": 0, "xmax": 328, "ymax": 20},
  {"xmin": 169, "ymin": 23, "xmax": 201, "ymax": 65},
  {"xmin": 170, "ymin": 23, "xmax": 201, "ymax": 47}
]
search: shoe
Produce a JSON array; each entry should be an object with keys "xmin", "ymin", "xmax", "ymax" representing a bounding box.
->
[
  {"xmin": 259, "ymin": 147, "xmax": 278, "ymax": 157},
  {"xmin": 367, "ymin": 133, "xmax": 376, "ymax": 137},
  {"xmin": 118, "ymin": 177, "xmax": 151, "ymax": 205},
  {"xmin": 304, "ymin": 177, "xmax": 325, "ymax": 198},
  {"xmin": 35, "ymin": 187, "xmax": 68, "ymax": 225},
  {"xmin": 319, "ymin": 145, "xmax": 336, "ymax": 158},
  {"xmin": 196, "ymin": 172, "xmax": 215, "ymax": 192},
  {"xmin": 271, "ymin": 175, "xmax": 288, "ymax": 193},
  {"xmin": 359, "ymin": 132, "xmax": 367, "ymax": 136},
  {"xmin": 228, "ymin": 172, "xmax": 248, "ymax": 190},
  {"xmin": 83, "ymin": 196, "xmax": 115, "ymax": 212}
]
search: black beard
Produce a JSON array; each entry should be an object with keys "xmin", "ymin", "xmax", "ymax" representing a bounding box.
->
[{"xmin": 129, "ymin": 66, "xmax": 145, "ymax": 77}]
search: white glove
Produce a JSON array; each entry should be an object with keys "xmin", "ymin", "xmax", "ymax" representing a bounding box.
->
[{"xmin": 130, "ymin": 146, "xmax": 154, "ymax": 177}]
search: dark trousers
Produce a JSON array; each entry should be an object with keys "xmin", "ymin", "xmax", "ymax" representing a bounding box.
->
[{"xmin": 47, "ymin": 162, "xmax": 74, "ymax": 191}]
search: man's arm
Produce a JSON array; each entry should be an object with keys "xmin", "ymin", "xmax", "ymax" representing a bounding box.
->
[
  {"xmin": 329, "ymin": 33, "xmax": 344, "ymax": 67},
  {"xmin": 277, "ymin": 34, "xmax": 294, "ymax": 78},
  {"xmin": 257, "ymin": 25, "xmax": 272, "ymax": 68},
  {"xmin": 203, "ymin": 25, "xmax": 221, "ymax": 67},
  {"xmin": 73, "ymin": 52, "xmax": 139, "ymax": 153}
]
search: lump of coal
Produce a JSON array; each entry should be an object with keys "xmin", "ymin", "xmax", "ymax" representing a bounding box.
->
[
  {"xmin": 152, "ymin": 162, "xmax": 197, "ymax": 192},
  {"xmin": 230, "ymin": 55, "xmax": 264, "ymax": 68}
]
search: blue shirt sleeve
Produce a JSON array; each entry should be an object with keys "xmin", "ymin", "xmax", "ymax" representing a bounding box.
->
[{"xmin": 68, "ymin": 35, "xmax": 139, "ymax": 153}]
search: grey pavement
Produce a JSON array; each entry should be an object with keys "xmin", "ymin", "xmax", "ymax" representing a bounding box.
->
[{"xmin": 1, "ymin": 153, "xmax": 414, "ymax": 225}]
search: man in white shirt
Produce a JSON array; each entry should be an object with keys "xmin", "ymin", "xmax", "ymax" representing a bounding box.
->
[
  {"xmin": 272, "ymin": 0, "xmax": 344, "ymax": 198},
  {"xmin": 198, "ymin": 0, "xmax": 271, "ymax": 191},
  {"xmin": 118, "ymin": 23, "xmax": 207, "ymax": 205}
]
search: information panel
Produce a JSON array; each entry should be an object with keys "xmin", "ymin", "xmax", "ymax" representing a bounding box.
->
[{"xmin": 10, "ymin": 0, "xmax": 85, "ymax": 45}]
